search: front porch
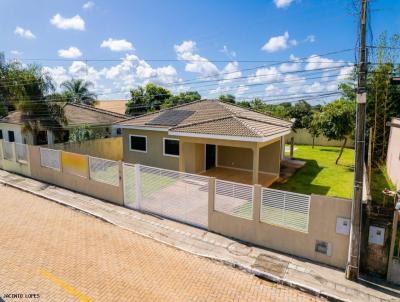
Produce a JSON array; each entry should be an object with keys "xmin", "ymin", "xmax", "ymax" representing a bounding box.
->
[
  {"xmin": 200, "ymin": 166, "xmax": 278, "ymax": 187},
  {"xmin": 179, "ymin": 136, "xmax": 284, "ymax": 187}
]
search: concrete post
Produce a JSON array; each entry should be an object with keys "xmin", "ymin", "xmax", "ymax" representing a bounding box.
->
[
  {"xmin": 135, "ymin": 164, "xmax": 142, "ymax": 210},
  {"xmin": 118, "ymin": 161, "xmax": 125, "ymax": 206},
  {"xmin": 208, "ymin": 177, "xmax": 216, "ymax": 230},
  {"xmin": 179, "ymin": 141, "xmax": 185, "ymax": 172},
  {"xmin": 387, "ymin": 210, "xmax": 399, "ymax": 281},
  {"xmin": 86, "ymin": 155, "xmax": 91, "ymax": 179},
  {"xmin": 253, "ymin": 184, "xmax": 262, "ymax": 222},
  {"xmin": 12, "ymin": 142, "xmax": 17, "ymax": 162},
  {"xmin": 252, "ymin": 147, "xmax": 259, "ymax": 184}
]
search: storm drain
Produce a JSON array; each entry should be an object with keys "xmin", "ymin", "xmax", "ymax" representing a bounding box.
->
[{"xmin": 252, "ymin": 254, "xmax": 290, "ymax": 278}]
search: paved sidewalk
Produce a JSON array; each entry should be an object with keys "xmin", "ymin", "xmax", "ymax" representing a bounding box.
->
[{"xmin": 1, "ymin": 169, "xmax": 399, "ymax": 302}]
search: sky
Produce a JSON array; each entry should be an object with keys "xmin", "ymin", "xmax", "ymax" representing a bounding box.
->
[{"xmin": 1, "ymin": 0, "xmax": 399, "ymax": 103}]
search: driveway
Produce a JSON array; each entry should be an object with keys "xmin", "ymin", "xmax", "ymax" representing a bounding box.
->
[{"xmin": 0, "ymin": 185, "xmax": 321, "ymax": 302}]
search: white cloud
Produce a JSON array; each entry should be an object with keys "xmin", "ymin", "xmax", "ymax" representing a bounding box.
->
[
  {"xmin": 101, "ymin": 38, "xmax": 134, "ymax": 52},
  {"xmin": 50, "ymin": 14, "xmax": 85, "ymax": 30},
  {"xmin": 14, "ymin": 26, "xmax": 36, "ymax": 39},
  {"xmin": 274, "ymin": 0, "xmax": 294, "ymax": 8},
  {"xmin": 235, "ymin": 85, "xmax": 249, "ymax": 96},
  {"xmin": 261, "ymin": 31, "xmax": 296, "ymax": 53},
  {"xmin": 337, "ymin": 65, "xmax": 354, "ymax": 81},
  {"xmin": 58, "ymin": 46, "xmax": 82, "ymax": 58},
  {"xmin": 220, "ymin": 45, "xmax": 236, "ymax": 58},
  {"xmin": 175, "ymin": 40, "xmax": 219, "ymax": 77},
  {"xmin": 279, "ymin": 54, "xmax": 301, "ymax": 72},
  {"xmin": 10, "ymin": 50, "xmax": 22, "ymax": 56},
  {"xmin": 305, "ymin": 35, "xmax": 316, "ymax": 43},
  {"xmin": 305, "ymin": 55, "xmax": 343, "ymax": 71},
  {"xmin": 248, "ymin": 66, "xmax": 282, "ymax": 84},
  {"xmin": 83, "ymin": 1, "xmax": 95, "ymax": 9},
  {"xmin": 221, "ymin": 61, "xmax": 241, "ymax": 83},
  {"xmin": 42, "ymin": 66, "xmax": 70, "ymax": 87}
]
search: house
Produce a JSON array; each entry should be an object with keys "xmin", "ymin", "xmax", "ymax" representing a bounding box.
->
[
  {"xmin": 95, "ymin": 100, "xmax": 128, "ymax": 115},
  {"xmin": 387, "ymin": 117, "xmax": 400, "ymax": 190},
  {"xmin": 0, "ymin": 103, "xmax": 127, "ymax": 145},
  {"xmin": 117, "ymin": 99, "xmax": 292, "ymax": 185}
]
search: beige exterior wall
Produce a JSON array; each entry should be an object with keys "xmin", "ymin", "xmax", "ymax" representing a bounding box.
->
[
  {"xmin": 28, "ymin": 145, "xmax": 124, "ymax": 205},
  {"xmin": 123, "ymin": 129, "xmax": 179, "ymax": 171},
  {"xmin": 182, "ymin": 142, "xmax": 205, "ymax": 174},
  {"xmin": 209, "ymin": 192, "xmax": 351, "ymax": 269},
  {"xmin": 0, "ymin": 123, "xmax": 33, "ymax": 144},
  {"xmin": 217, "ymin": 139, "xmax": 281, "ymax": 175},
  {"xmin": 387, "ymin": 118, "xmax": 400, "ymax": 190},
  {"xmin": 0, "ymin": 140, "xmax": 31, "ymax": 176},
  {"xmin": 49, "ymin": 137, "xmax": 123, "ymax": 161},
  {"xmin": 286, "ymin": 128, "xmax": 354, "ymax": 148}
]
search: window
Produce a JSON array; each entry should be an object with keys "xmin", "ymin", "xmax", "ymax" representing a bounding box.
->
[
  {"xmin": 116, "ymin": 128, "xmax": 122, "ymax": 135},
  {"xmin": 163, "ymin": 138, "xmax": 180, "ymax": 157},
  {"xmin": 129, "ymin": 135, "xmax": 147, "ymax": 152},
  {"xmin": 0, "ymin": 129, "xmax": 3, "ymax": 140},
  {"xmin": 8, "ymin": 131, "xmax": 15, "ymax": 142}
]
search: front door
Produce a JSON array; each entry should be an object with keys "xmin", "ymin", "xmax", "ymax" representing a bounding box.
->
[{"xmin": 206, "ymin": 144, "xmax": 216, "ymax": 170}]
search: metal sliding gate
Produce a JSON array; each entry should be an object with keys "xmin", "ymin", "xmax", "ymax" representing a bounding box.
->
[{"xmin": 123, "ymin": 163, "xmax": 209, "ymax": 228}]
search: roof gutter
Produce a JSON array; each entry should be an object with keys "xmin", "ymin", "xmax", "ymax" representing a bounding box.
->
[{"xmin": 167, "ymin": 130, "xmax": 291, "ymax": 143}]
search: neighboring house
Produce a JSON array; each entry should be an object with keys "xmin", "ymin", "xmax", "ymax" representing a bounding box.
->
[
  {"xmin": 387, "ymin": 117, "xmax": 400, "ymax": 190},
  {"xmin": 117, "ymin": 99, "xmax": 292, "ymax": 186},
  {"xmin": 0, "ymin": 103, "xmax": 127, "ymax": 145},
  {"xmin": 95, "ymin": 100, "xmax": 128, "ymax": 115}
]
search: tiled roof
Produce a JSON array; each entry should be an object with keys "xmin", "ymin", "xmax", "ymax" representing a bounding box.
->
[
  {"xmin": 118, "ymin": 99, "xmax": 292, "ymax": 139},
  {"xmin": 0, "ymin": 103, "xmax": 127, "ymax": 127}
]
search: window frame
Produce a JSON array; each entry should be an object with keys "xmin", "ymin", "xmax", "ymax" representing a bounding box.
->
[
  {"xmin": 163, "ymin": 138, "xmax": 180, "ymax": 158},
  {"xmin": 129, "ymin": 134, "xmax": 148, "ymax": 153},
  {"xmin": 8, "ymin": 130, "xmax": 15, "ymax": 142},
  {"xmin": 0, "ymin": 129, "xmax": 3, "ymax": 140}
]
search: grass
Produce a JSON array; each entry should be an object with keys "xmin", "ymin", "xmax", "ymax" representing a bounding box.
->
[
  {"xmin": 271, "ymin": 145, "xmax": 355, "ymax": 199},
  {"xmin": 370, "ymin": 164, "xmax": 396, "ymax": 205}
]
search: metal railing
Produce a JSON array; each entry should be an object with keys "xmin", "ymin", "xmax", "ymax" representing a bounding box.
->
[
  {"xmin": 215, "ymin": 179, "xmax": 254, "ymax": 220},
  {"xmin": 2, "ymin": 141, "xmax": 14, "ymax": 161},
  {"xmin": 89, "ymin": 156, "xmax": 119, "ymax": 186},
  {"xmin": 40, "ymin": 147, "xmax": 61, "ymax": 171},
  {"xmin": 260, "ymin": 188, "xmax": 310, "ymax": 232},
  {"xmin": 15, "ymin": 143, "xmax": 28, "ymax": 162}
]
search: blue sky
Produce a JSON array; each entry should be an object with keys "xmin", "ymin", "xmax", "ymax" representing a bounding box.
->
[{"xmin": 1, "ymin": 0, "xmax": 399, "ymax": 102}]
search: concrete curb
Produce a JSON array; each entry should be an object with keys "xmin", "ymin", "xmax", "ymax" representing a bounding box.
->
[{"xmin": 0, "ymin": 179, "xmax": 372, "ymax": 302}]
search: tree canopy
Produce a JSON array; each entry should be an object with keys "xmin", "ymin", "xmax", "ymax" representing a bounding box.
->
[{"xmin": 61, "ymin": 79, "xmax": 97, "ymax": 106}]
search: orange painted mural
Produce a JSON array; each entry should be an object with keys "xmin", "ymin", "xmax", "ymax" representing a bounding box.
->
[{"xmin": 61, "ymin": 151, "xmax": 88, "ymax": 177}]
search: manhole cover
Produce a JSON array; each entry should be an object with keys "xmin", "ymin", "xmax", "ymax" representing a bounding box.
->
[
  {"xmin": 227, "ymin": 242, "xmax": 252, "ymax": 256},
  {"xmin": 252, "ymin": 254, "xmax": 289, "ymax": 278}
]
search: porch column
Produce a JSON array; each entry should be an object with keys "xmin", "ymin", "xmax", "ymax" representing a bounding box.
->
[
  {"xmin": 179, "ymin": 141, "xmax": 185, "ymax": 172},
  {"xmin": 252, "ymin": 146, "xmax": 259, "ymax": 184}
]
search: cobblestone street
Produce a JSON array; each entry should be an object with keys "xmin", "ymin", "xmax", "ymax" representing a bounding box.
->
[{"xmin": 0, "ymin": 185, "xmax": 322, "ymax": 301}]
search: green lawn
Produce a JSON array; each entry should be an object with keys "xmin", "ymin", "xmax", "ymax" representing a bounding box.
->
[
  {"xmin": 370, "ymin": 165, "xmax": 396, "ymax": 205},
  {"xmin": 272, "ymin": 145, "xmax": 355, "ymax": 199}
]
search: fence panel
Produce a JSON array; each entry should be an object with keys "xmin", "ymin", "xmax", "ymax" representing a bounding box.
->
[
  {"xmin": 138, "ymin": 164, "xmax": 209, "ymax": 228},
  {"xmin": 261, "ymin": 188, "xmax": 310, "ymax": 232},
  {"xmin": 15, "ymin": 143, "xmax": 28, "ymax": 163},
  {"xmin": 215, "ymin": 180, "xmax": 254, "ymax": 220},
  {"xmin": 2, "ymin": 141, "xmax": 14, "ymax": 161},
  {"xmin": 40, "ymin": 148, "xmax": 61, "ymax": 170},
  {"xmin": 89, "ymin": 156, "xmax": 119, "ymax": 186},
  {"xmin": 61, "ymin": 151, "xmax": 88, "ymax": 177}
]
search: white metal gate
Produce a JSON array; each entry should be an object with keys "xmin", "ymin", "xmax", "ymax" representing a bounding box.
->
[{"xmin": 123, "ymin": 164, "xmax": 209, "ymax": 228}]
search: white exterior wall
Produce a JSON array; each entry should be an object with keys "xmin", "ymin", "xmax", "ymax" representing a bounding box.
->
[
  {"xmin": 0, "ymin": 123, "xmax": 31, "ymax": 143},
  {"xmin": 387, "ymin": 118, "xmax": 400, "ymax": 190}
]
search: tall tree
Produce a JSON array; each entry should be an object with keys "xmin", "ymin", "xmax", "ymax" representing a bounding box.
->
[
  {"xmin": 218, "ymin": 94, "xmax": 236, "ymax": 104},
  {"xmin": 319, "ymin": 99, "xmax": 355, "ymax": 164},
  {"xmin": 161, "ymin": 91, "xmax": 201, "ymax": 109},
  {"xmin": 16, "ymin": 65, "xmax": 66, "ymax": 144},
  {"xmin": 126, "ymin": 83, "xmax": 172, "ymax": 116},
  {"xmin": 61, "ymin": 79, "xmax": 97, "ymax": 106},
  {"xmin": 288, "ymin": 100, "xmax": 313, "ymax": 129}
]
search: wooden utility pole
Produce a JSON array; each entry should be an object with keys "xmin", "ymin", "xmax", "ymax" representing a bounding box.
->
[{"xmin": 346, "ymin": 0, "xmax": 368, "ymax": 281}]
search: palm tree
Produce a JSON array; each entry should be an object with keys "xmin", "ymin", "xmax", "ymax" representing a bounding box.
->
[{"xmin": 61, "ymin": 79, "xmax": 97, "ymax": 106}]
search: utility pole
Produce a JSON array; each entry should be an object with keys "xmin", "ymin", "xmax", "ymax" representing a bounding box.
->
[{"xmin": 346, "ymin": 0, "xmax": 368, "ymax": 281}]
